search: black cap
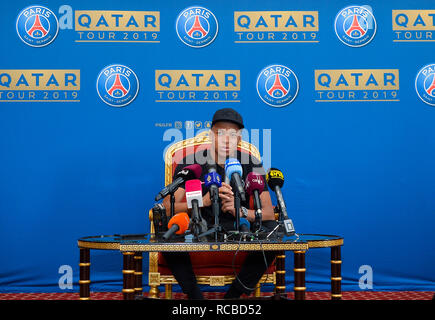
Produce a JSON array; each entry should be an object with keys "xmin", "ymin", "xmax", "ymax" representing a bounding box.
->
[{"xmin": 211, "ymin": 108, "xmax": 244, "ymax": 129}]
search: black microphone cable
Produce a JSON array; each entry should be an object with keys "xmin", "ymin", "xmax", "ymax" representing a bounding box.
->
[{"xmin": 230, "ymin": 233, "xmax": 272, "ymax": 293}]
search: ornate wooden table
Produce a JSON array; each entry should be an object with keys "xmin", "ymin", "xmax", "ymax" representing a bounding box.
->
[
  {"xmin": 294, "ymin": 234, "xmax": 344, "ymax": 300},
  {"xmin": 77, "ymin": 233, "xmax": 343, "ymax": 300}
]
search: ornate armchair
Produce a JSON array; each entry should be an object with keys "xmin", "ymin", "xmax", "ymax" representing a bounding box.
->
[{"xmin": 147, "ymin": 130, "xmax": 276, "ymax": 299}]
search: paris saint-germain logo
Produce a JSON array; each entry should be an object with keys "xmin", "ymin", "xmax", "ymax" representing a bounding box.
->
[
  {"xmin": 334, "ymin": 5, "xmax": 376, "ymax": 47},
  {"xmin": 256, "ymin": 65, "xmax": 299, "ymax": 108},
  {"xmin": 415, "ymin": 64, "xmax": 435, "ymax": 106},
  {"xmin": 96, "ymin": 65, "xmax": 139, "ymax": 107},
  {"xmin": 176, "ymin": 6, "xmax": 218, "ymax": 48},
  {"xmin": 16, "ymin": 5, "xmax": 59, "ymax": 47}
]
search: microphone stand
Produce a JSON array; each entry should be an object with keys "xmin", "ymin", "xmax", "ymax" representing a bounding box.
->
[
  {"xmin": 170, "ymin": 191, "xmax": 175, "ymax": 218},
  {"xmin": 190, "ymin": 199, "xmax": 200, "ymax": 238},
  {"xmin": 224, "ymin": 190, "xmax": 241, "ymax": 241},
  {"xmin": 273, "ymin": 201, "xmax": 285, "ymax": 236},
  {"xmin": 274, "ymin": 201, "xmax": 295, "ymax": 237},
  {"xmin": 210, "ymin": 186, "xmax": 221, "ymax": 241},
  {"xmin": 253, "ymin": 190, "xmax": 263, "ymax": 233},
  {"xmin": 254, "ymin": 209, "xmax": 262, "ymax": 233},
  {"xmin": 234, "ymin": 188, "xmax": 241, "ymax": 232},
  {"xmin": 198, "ymin": 186, "xmax": 222, "ymax": 241}
]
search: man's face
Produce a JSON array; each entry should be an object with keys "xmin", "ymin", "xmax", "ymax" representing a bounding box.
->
[{"xmin": 210, "ymin": 121, "xmax": 241, "ymax": 160}]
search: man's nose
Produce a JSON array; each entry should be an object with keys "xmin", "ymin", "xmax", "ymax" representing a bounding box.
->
[{"xmin": 219, "ymin": 135, "xmax": 230, "ymax": 143}]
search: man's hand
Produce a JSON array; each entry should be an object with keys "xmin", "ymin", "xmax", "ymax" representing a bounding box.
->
[
  {"xmin": 219, "ymin": 182, "xmax": 237, "ymax": 217},
  {"xmin": 202, "ymin": 192, "xmax": 211, "ymax": 207}
]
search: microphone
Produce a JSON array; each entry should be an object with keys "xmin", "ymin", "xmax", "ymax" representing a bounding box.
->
[
  {"xmin": 185, "ymin": 179, "xmax": 203, "ymax": 209},
  {"xmin": 204, "ymin": 166, "xmax": 222, "ymax": 205},
  {"xmin": 155, "ymin": 164, "xmax": 202, "ymax": 201},
  {"xmin": 204, "ymin": 165, "xmax": 222, "ymax": 239},
  {"xmin": 225, "ymin": 158, "xmax": 246, "ymax": 232},
  {"xmin": 224, "ymin": 158, "xmax": 246, "ymax": 202},
  {"xmin": 245, "ymin": 172, "xmax": 264, "ymax": 213},
  {"xmin": 245, "ymin": 172, "xmax": 264, "ymax": 231},
  {"xmin": 162, "ymin": 212, "xmax": 190, "ymax": 240},
  {"xmin": 185, "ymin": 179, "xmax": 206, "ymax": 237},
  {"xmin": 266, "ymin": 168, "xmax": 295, "ymax": 236}
]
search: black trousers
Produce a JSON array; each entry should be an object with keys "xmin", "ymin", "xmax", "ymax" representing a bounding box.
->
[
  {"xmin": 161, "ymin": 250, "xmax": 277, "ymax": 299},
  {"xmin": 161, "ymin": 221, "xmax": 279, "ymax": 299}
]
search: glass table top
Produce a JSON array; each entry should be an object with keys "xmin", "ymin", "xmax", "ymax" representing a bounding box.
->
[{"xmin": 78, "ymin": 233, "xmax": 343, "ymax": 250}]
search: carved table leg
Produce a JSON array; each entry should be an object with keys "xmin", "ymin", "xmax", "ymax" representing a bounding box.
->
[
  {"xmin": 134, "ymin": 252, "xmax": 143, "ymax": 297},
  {"xmin": 331, "ymin": 246, "xmax": 342, "ymax": 300},
  {"xmin": 79, "ymin": 248, "xmax": 91, "ymax": 300},
  {"xmin": 122, "ymin": 251, "xmax": 135, "ymax": 300},
  {"xmin": 274, "ymin": 251, "xmax": 286, "ymax": 297},
  {"xmin": 293, "ymin": 250, "xmax": 306, "ymax": 300}
]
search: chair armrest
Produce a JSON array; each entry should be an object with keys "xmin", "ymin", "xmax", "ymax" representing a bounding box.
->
[{"xmin": 148, "ymin": 209, "xmax": 155, "ymax": 234}]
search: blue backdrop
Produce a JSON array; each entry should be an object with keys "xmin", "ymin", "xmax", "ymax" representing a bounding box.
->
[{"xmin": 0, "ymin": 0, "xmax": 434, "ymax": 293}]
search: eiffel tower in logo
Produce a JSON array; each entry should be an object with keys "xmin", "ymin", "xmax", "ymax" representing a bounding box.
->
[
  {"xmin": 267, "ymin": 75, "xmax": 288, "ymax": 97},
  {"xmin": 107, "ymin": 74, "xmax": 128, "ymax": 97},
  {"xmin": 27, "ymin": 15, "xmax": 48, "ymax": 37},
  {"xmin": 345, "ymin": 15, "xmax": 366, "ymax": 37},
  {"xmin": 187, "ymin": 16, "xmax": 208, "ymax": 38}
]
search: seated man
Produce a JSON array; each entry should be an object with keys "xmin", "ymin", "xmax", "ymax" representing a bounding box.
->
[{"xmin": 162, "ymin": 108, "xmax": 277, "ymax": 299}]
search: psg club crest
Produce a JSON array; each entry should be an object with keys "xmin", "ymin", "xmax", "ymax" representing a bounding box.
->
[
  {"xmin": 176, "ymin": 6, "xmax": 218, "ymax": 48},
  {"xmin": 96, "ymin": 64, "xmax": 139, "ymax": 107},
  {"xmin": 16, "ymin": 5, "xmax": 59, "ymax": 47},
  {"xmin": 334, "ymin": 5, "xmax": 376, "ymax": 47},
  {"xmin": 256, "ymin": 65, "xmax": 299, "ymax": 108},
  {"xmin": 415, "ymin": 64, "xmax": 435, "ymax": 106}
]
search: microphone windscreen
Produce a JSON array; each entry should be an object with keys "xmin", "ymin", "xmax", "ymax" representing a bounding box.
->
[
  {"xmin": 184, "ymin": 164, "xmax": 202, "ymax": 179},
  {"xmin": 185, "ymin": 179, "xmax": 203, "ymax": 208},
  {"xmin": 185, "ymin": 179, "xmax": 202, "ymax": 193},
  {"xmin": 245, "ymin": 172, "xmax": 265, "ymax": 195},
  {"xmin": 266, "ymin": 168, "xmax": 284, "ymax": 189},
  {"xmin": 225, "ymin": 158, "xmax": 243, "ymax": 181},
  {"xmin": 204, "ymin": 172, "xmax": 222, "ymax": 188},
  {"xmin": 168, "ymin": 212, "xmax": 190, "ymax": 234}
]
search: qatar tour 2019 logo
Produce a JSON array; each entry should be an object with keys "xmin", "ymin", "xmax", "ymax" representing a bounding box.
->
[
  {"xmin": 415, "ymin": 64, "xmax": 435, "ymax": 106},
  {"xmin": 334, "ymin": 5, "xmax": 376, "ymax": 47},
  {"xmin": 16, "ymin": 5, "xmax": 59, "ymax": 47},
  {"xmin": 234, "ymin": 11, "xmax": 319, "ymax": 43},
  {"xmin": 74, "ymin": 10, "xmax": 160, "ymax": 43},
  {"xmin": 96, "ymin": 64, "xmax": 139, "ymax": 107},
  {"xmin": 315, "ymin": 69, "xmax": 400, "ymax": 102},
  {"xmin": 0, "ymin": 69, "xmax": 80, "ymax": 102},
  {"xmin": 256, "ymin": 64, "xmax": 299, "ymax": 107},
  {"xmin": 176, "ymin": 6, "xmax": 218, "ymax": 48},
  {"xmin": 155, "ymin": 70, "xmax": 240, "ymax": 102},
  {"xmin": 392, "ymin": 10, "xmax": 435, "ymax": 42}
]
